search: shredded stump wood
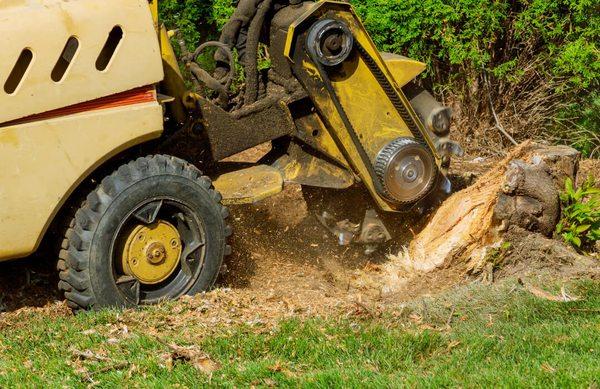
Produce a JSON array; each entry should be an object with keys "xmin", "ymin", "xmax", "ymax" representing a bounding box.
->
[{"xmin": 406, "ymin": 141, "xmax": 580, "ymax": 273}]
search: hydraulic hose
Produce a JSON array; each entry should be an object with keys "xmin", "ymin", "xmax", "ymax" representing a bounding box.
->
[
  {"xmin": 215, "ymin": 0, "xmax": 265, "ymax": 78},
  {"xmin": 192, "ymin": 41, "xmax": 235, "ymax": 89},
  {"xmin": 243, "ymin": 0, "xmax": 274, "ymax": 105}
]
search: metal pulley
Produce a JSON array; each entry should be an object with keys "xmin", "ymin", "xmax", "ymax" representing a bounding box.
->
[
  {"xmin": 375, "ymin": 138, "xmax": 438, "ymax": 205},
  {"xmin": 307, "ymin": 19, "xmax": 354, "ymax": 66}
]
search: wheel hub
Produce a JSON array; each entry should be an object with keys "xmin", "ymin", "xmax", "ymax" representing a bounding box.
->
[
  {"xmin": 121, "ymin": 220, "xmax": 182, "ymax": 285},
  {"xmin": 397, "ymin": 155, "xmax": 424, "ymax": 185}
]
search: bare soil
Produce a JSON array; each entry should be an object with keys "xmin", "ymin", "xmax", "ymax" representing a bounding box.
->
[
  {"xmin": 579, "ymin": 159, "xmax": 600, "ymax": 185},
  {"xmin": 0, "ymin": 152, "xmax": 597, "ymax": 331}
]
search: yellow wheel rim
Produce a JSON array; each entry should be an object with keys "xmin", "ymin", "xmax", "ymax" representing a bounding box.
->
[{"xmin": 121, "ymin": 220, "xmax": 182, "ymax": 285}]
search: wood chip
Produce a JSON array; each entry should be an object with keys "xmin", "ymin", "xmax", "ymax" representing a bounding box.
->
[
  {"xmin": 156, "ymin": 338, "xmax": 220, "ymax": 374},
  {"xmin": 518, "ymin": 279, "xmax": 581, "ymax": 302}
]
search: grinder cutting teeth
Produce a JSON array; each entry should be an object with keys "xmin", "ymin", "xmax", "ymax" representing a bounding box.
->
[{"xmin": 375, "ymin": 138, "xmax": 438, "ymax": 205}]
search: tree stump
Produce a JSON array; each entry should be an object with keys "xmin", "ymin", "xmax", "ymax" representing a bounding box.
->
[{"xmin": 405, "ymin": 141, "xmax": 580, "ymax": 273}]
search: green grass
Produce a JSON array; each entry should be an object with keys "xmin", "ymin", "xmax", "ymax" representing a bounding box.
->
[{"xmin": 0, "ymin": 280, "xmax": 598, "ymax": 388}]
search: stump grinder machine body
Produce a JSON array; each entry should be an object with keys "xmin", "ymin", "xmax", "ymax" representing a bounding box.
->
[{"xmin": 0, "ymin": 0, "xmax": 461, "ymax": 310}]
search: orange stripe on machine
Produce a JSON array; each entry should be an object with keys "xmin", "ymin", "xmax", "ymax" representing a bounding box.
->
[{"xmin": 1, "ymin": 86, "xmax": 156, "ymax": 127}]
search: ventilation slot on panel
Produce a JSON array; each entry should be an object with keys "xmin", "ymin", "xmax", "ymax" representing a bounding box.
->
[
  {"xmin": 4, "ymin": 48, "xmax": 33, "ymax": 94},
  {"xmin": 51, "ymin": 36, "xmax": 80, "ymax": 82},
  {"xmin": 96, "ymin": 26, "xmax": 123, "ymax": 71}
]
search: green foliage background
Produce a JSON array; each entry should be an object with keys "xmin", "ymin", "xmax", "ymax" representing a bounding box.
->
[
  {"xmin": 556, "ymin": 176, "xmax": 600, "ymax": 251},
  {"xmin": 159, "ymin": 0, "xmax": 234, "ymax": 47},
  {"xmin": 159, "ymin": 0, "xmax": 599, "ymax": 156}
]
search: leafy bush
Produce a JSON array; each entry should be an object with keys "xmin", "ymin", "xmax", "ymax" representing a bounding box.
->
[
  {"xmin": 159, "ymin": 0, "xmax": 234, "ymax": 48},
  {"xmin": 556, "ymin": 177, "xmax": 600, "ymax": 251},
  {"xmin": 352, "ymin": 0, "xmax": 599, "ymax": 155},
  {"xmin": 556, "ymin": 92, "xmax": 600, "ymax": 158}
]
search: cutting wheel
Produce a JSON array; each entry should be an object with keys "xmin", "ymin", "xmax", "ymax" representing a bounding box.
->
[{"xmin": 375, "ymin": 138, "xmax": 438, "ymax": 205}]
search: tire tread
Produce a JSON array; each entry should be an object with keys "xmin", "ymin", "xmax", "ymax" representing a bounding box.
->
[{"xmin": 58, "ymin": 155, "xmax": 230, "ymax": 312}]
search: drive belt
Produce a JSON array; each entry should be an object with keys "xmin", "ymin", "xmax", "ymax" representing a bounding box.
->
[
  {"xmin": 308, "ymin": 35, "xmax": 436, "ymax": 201},
  {"xmin": 307, "ymin": 43, "xmax": 388, "ymax": 196},
  {"xmin": 354, "ymin": 42, "xmax": 431, "ymax": 151}
]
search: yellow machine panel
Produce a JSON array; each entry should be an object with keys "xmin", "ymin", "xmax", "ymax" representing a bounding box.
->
[
  {"xmin": 0, "ymin": 0, "xmax": 166, "ymax": 261},
  {"xmin": 0, "ymin": 0, "xmax": 163, "ymax": 124},
  {"xmin": 0, "ymin": 102, "xmax": 163, "ymax": 260},
  {"xmin": 380, "ymin": 52, "xmax": 427, "ymax": 89}
]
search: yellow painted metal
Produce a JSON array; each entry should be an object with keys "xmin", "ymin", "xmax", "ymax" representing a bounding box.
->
[
  {"xmin": 335, "ymin": 7, "xmax": 437, "ymax": 157},
  {"xmin": 121, "ymin": 220, "xmax": 182, "ymax": 285},
  {"xmin": 332, "ymin": 58, "xmax": 412, "ymax": 158},
  {"xmin": 284, "ymin": 1, "xmax": 439, "ymax": 211},
  {"xmin": 293, "ymin": 110, "xmax": 349, "ymax": 168},
  {"xmin": 213, "ymin": 165, "xmax": 284, "ymax": 205},
  {"xmin": 0, "ymin": 103, "xmax": 164, "ymax": 261},
  {"xmin": 159, "ymin": 25, "xmax": 188, "ymax": 123},
  {"xmin": 380, "ymin": 52, "xmax": 426, "ymax": 88},
  {"xmin": 284, "ymin": 1, "xmax": 324, "ymax": 64},
  {"xmin": 0, "ymin": 0, "xmax": 165, "ymax": 261},
  {"xmin": 149, "ymin": 0, "xmax": 159, "ymax": 30},
  {"xmin": 0, "ymin": 0, "xmax": 163, "ymax": 124},
  {"xmin": 275, "ymin": 147, "xmax": 355, "ymax": 189},
  {"xmin": 182, "ymin": 91, "xmax": 203, "ymax": 111}
]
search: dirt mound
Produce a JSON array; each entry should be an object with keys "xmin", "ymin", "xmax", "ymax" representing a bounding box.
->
[{"xmin": 495, "ymin": 227, "xmax": 599, "ymax": 281}]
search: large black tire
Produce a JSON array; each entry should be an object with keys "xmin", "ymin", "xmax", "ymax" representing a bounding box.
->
[{"xmin": 57, "ymin": 155, "xmax": 231, "ymax": 311}]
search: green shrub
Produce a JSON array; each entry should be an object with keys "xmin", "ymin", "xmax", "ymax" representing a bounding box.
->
[
  {"xmin": 352, "ymin": 0, "xmax": 599, "ymax": 155},
  {"xmin": 556, "ymin": 177, "xmax": 600, "ymax": 251},
  {"xmin": 159, "ymin": 0, "xmax": 234, "ymax": 48},
  {"xmin": 556, "ymin": 92, "xmax": 600, "ymax": 158}
]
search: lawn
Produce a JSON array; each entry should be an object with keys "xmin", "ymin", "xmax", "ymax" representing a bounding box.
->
[{"xmin": 0, "ymin": 280, "xmax": 598, "ymax": 388}]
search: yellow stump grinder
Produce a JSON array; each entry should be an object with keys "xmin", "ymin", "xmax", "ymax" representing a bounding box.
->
[{"xmin": 0, "ymin": 0, "xmax": 461, "ymax": 311}]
